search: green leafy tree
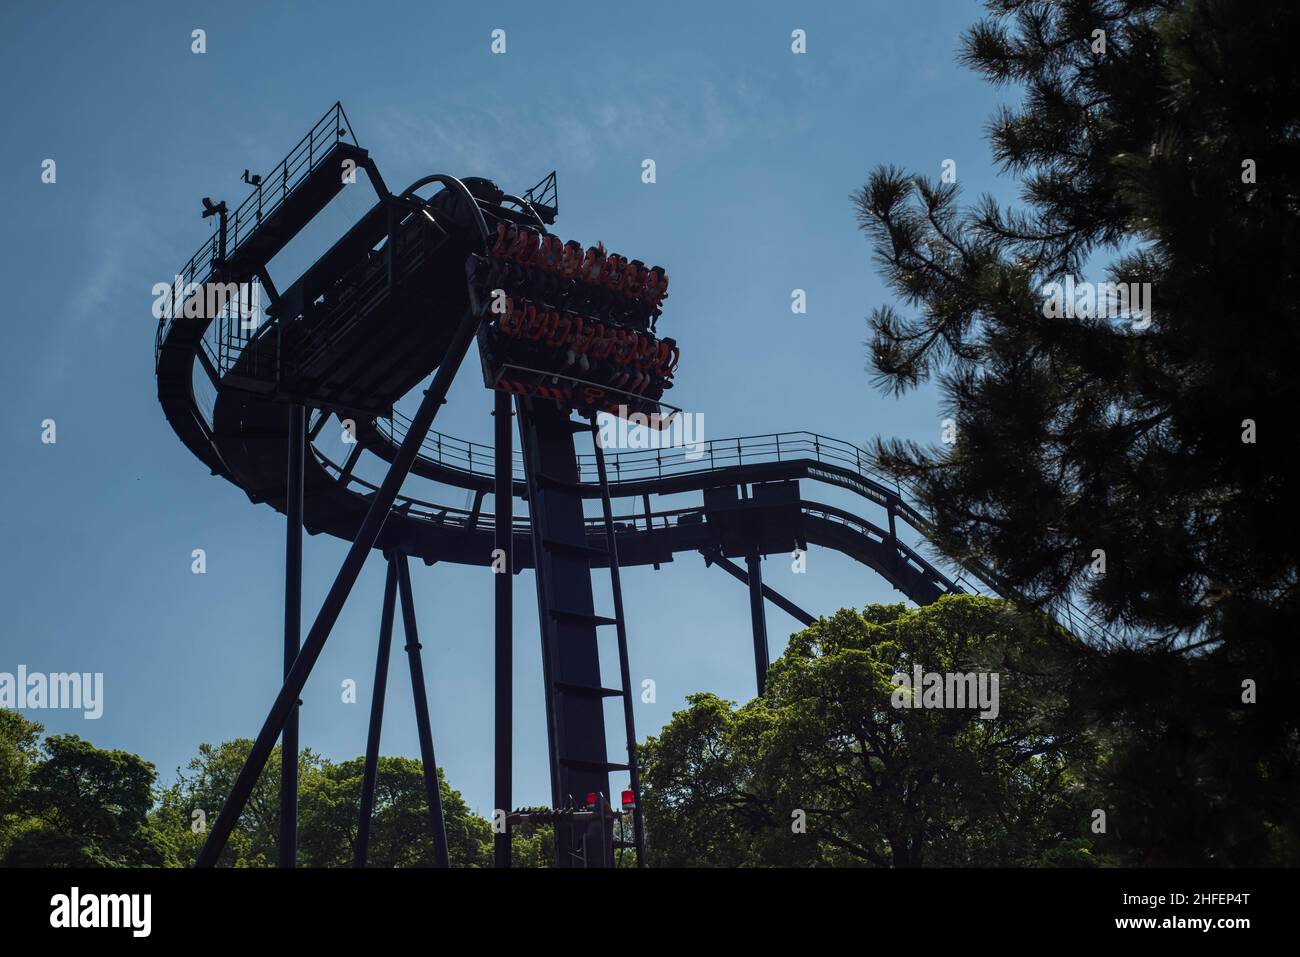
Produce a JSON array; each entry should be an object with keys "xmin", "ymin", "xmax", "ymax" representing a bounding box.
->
[
  {"xmin": 3, "ymin": 733, "xmax": 173, "ymax": 867},
  {"xmin": 300, "ymin": 756, "xmax": 491, "ymax": 867},
  {"xmin": 509, "ymin": 822, "xmax": 555, "ymax": 868},
  {"xmin": 639, "ymin": 692, "xmax": 759, "ymax": 867},
  {"xmin": 0, "ymin": 711, "xmax": 43, "ymax": 858},
  {"xmin": 152, "ymin": 740, "xmax": 320, "ymax": 867},
  {"xmin": 641, "ymin": 597, "xmax": 1103, "ymax": 867},
  {"xmin": 855, "ymin": 0, "xmax": 1300, "ymax": 864},
  {"xmin": 154, "ymin": 741, "xmax": 494, "ymax": 867}
]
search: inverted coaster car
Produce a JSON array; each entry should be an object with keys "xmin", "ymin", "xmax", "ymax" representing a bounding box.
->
[{"xmin": 470, "ymin": 224, "xmax": 681, "ymax": 421}]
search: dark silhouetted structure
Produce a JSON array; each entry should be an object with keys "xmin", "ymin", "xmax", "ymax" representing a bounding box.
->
[{"xmin": 156, "ymin": 104, "xmax": 1114, "ymax": 868}]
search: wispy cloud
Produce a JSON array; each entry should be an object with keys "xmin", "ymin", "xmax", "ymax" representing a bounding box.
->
[
  {"xmin": 38, "ymin": 187, "xmax": 175, "ymax": 388},
  {"xmin": 362, "ymin": 66, "xmax": 770, "ymax": 191}
]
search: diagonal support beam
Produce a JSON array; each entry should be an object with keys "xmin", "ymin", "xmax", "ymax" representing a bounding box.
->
[
  {"xmin": 354, "ymin": 557, "xmax": 398, "ymax": 867},
  {"xmin": 700, "ymin": 549, "xmax": 816, "ymax": 627},
  {"xmin": 395, "ymin": 553, "xmax": 450, "ymax": 868},
  {"xmin": 195, "ymin": 305, "xmax": 481, "ymax": 868}
]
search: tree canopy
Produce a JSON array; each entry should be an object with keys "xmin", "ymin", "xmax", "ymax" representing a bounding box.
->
[
  {"xmin": 0, "ymin": 716, "xmax": 552, "ymax": 868},
  {"xmin": 0, "ymin": 717, "xmax": 173, "ymax": 867},
  {"xmin": 640, "ymin": 596, "xmax": 1105, "ymax": 867},
  {"xmin": 153, "ymin": 740, "xmax": 551, "ymax": 867}
]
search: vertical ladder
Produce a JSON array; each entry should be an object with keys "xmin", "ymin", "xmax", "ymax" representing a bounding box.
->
[
  {"xmin": 587, "ymin": 413, "xmax": 646, "ymax": 867},
  {"xmin": 515, "ymin": 397, "xmax": 642, "ymax": 867}
]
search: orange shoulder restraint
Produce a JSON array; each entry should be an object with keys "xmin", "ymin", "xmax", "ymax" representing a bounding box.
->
[
  {"xmin": 524, "ymin": 303, "xmax": 546, "ymax": 340},
  {"xmin": 575, "ymin": 320, "xmax": 602, "ymax": 355},
  {"xmin": 500, "ymin": 298, "xmax": 522, "ymax": 336},
  {"xmin": 492, "ymin": 223, "xmax": 516, "ymax": 259},
  {"xmin": 590, "ymin": 323, "xmax": 615, "ymax": 359},
  {"xmin": 515, "ymin": 229, "xmax": 540, "ymax": 266},
  {"xmin": 546, "ymin": 311, "xmax": 571, "ymax": 347}
]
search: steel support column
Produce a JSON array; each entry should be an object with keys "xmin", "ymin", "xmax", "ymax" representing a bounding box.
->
[
  {"xmin": 395, "ymin": 554, "xmax": 450, "ymax": 868},
  {"xmin": 701, "ymin": 549, "xmax": 815, "ymax": 627},
  {"xmin": 516, "ymin": 397, "xmax": 611, "ymax": 866},
  {"xmin": 195, "ymin": 305, "xmax": 480, "ymax": 868},
  {"xmin": 354, "ymin": 558, "xmax": 398, "ymax": 867},
  {"xmin": 746, "ymin": 550, "xmax": 770, "ymax": 695},
  {"xmin": 279, "ymin": 403, "xmax": 305, "ymax": 868},
  {"xmin": 516, "ymin": 398, "xmax": 561, "ymax": 812},
  {"xmin": 493, "ymin": 391, "xmax": 513, "ymax": 868}
]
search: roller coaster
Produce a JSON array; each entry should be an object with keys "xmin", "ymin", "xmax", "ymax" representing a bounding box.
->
[{"xmin": 155, "ymin": 104, "xmax": 1117, "ymax": 868}]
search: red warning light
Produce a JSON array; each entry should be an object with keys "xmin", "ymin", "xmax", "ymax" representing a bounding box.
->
[{"xmin": 621, "ymin": 789, "xmax": 636, "ymax": 809}]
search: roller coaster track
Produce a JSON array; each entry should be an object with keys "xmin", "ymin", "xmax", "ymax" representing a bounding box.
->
[
  {"xmin": 151, "ymin": 107, "xmax": 1115, "ymax": 651},
  {"xmin": 355, "ymin": 418, "xmax": 1120, "ymax": 645},
  {"xmin": 156, "ymin": 103, "xmax": 1123, "ymax": 869},
  {"xmin": 160, "ymin": 311, "xmax": 1120, "ymax": 647}
]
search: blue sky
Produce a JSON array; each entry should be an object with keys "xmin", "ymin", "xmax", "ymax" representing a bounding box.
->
[{"xmin": 0, "ymin": 1, "xmax": 1022, "ymax": 819}]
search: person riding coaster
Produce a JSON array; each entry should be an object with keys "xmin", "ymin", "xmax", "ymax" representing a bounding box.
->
[
  {"xmin": 569, "ymin": 317, "xmax": 602, "ymax": 376},
  {"xmin": 622, "ymin": 259, "xmax": 645, "ymax": 299},
  {"xmin": 614, "ymin": 334, "xmax": 640, "ymax": 393},
  {"xmin": 601, "ymin": 253, "xmax": 626, "ymax": 293},
  {"xmin": 537, "ymin": 234, "xmax": 562, "ymax": 272},
  {"xmin": 491, "ymin": 227, "xmax": 664, "ymax": 306},
  {"xmin": 499, "ymin": 297, "xmax": 523, "ymax": 337},
  {"xmin": 532, "ymin": 236, "xmax": 562, "ymax": 299},
  {"xmin": 607, "ymin": 328, "xmax": 638, "ymax": 390},
  {"xmin": 642, "ymin": 266, "xmax": 669, "ymax": 308},
  {"xmin": 482, "ymin": 230, "xmax": 677, "ymax": 393},
  {"xmin": 560, "ymin": 240, "xmax": 585, "ymax": 278},
  {"xmin": 604, "ymin": 255, "xmax": 635, "ymax": 316},
  {"xmin": 580, "ymin": 243, "xmax": 606, "ymax": 285},
  {"xmin": 544, "ymin": 310, "xmax": 572, "ymax": 349},
  {"xmin": 511, "ymin": 227, "xmax": 540, "ymax": 266},
  {"xmin": 524, "ymin": 302, "xmax": 549, "ymax": 341},
  {"xmin": 655, "ymin": 336, "xmax": 679, "ymax": 381},
  {"xmin": 557, "ymin": 316, "xmax": 584, "ymax": 375},
  {"xmin": 491, "ymin": 222, "xmax": 517, "ymax": 259},
  {"xmin": 633, "ymin": 334, "xmax": 660, "ymax": 393}
]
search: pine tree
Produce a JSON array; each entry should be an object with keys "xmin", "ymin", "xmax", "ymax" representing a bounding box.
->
[{"xmin": 857, "ymin": 0, "xmax": 1300, "ymax": 863}]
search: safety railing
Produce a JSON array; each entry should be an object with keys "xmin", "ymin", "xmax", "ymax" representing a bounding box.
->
[
  {"xmin": 522, "ymin": 170, "xmax": 558, "ymax": 220},
  {"xmin": 376, "ymin": 412, "xmax": 526, "ymax": 477},
  {"xmin": 154, "ymin": 103, "xmax": 358, "ymax": 366},
  {"xmin": 313, "ymin": 445, "xmax": 695, "ymax": 536},
  {"xmin": 383, "ymin": 417, "xmax": 914, "ymax": 502},
  {"xmin": 803, "ymin": 504, "xmax": 954, "ymax": 582},
  {"xmin": 227, "ymin": 102, "xmax": 356, "ymax": 256},
  {"xmin": 371, "ymin": 415, "xmax": 1124, "ymax": 648}
]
